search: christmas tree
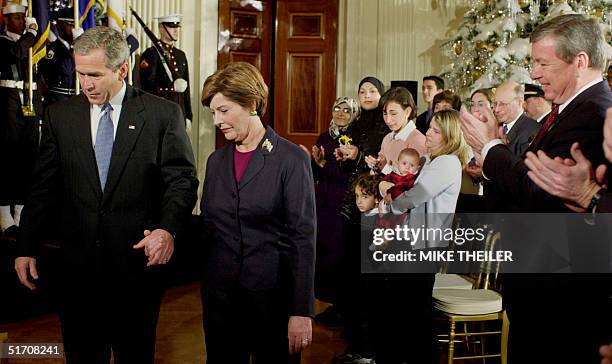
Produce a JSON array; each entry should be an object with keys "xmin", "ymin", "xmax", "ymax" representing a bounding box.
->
[{"xmin": 441, "ymin": 0, "xmax": 612, "ymax": 99}]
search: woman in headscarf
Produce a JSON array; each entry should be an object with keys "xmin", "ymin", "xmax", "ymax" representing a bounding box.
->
[
  {"xmin": 336, "ymin": 76, "xmax": 389, "ymax": 218},
  {"xmin": 301, "ymin": 96, "xmax": 360, "ymax": 325},
  {"xmin": 332, "ymin": 77, "xmax": 389, "ymax": 364}
]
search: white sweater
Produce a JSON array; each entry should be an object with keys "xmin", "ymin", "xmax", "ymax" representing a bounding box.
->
[{"xmin": 390, "ymin": 154, "xmax": 462, "ymax": 214}]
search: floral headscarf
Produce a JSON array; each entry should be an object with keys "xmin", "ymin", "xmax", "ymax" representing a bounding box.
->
[{"xmin": 329, "ymin": 96, "xmax": 360, "ymax": 139}]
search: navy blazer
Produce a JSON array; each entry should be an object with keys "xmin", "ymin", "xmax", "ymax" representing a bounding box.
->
[
  {"xmin": 201, "ymin": 126, "xmax": 316, "ymax": 317},
  {"xmin": 483, "ymin": 80, "xmax": 612, "ymax": 212}
]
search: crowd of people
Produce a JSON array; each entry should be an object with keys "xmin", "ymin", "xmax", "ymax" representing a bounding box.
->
[
  {"xmin": 2, "ymin": 3, "xmax": 612, "ymax": 363},
  {"xmin": 301, "ymin": 13, "xmax": 612, "ymax": 364}
]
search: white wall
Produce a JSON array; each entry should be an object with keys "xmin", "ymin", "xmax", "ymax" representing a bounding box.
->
[
  {"xmin": 129, "ymin": 0, "xmax": 218, "ymax": 211},
  {"xmin": 337, "ymin": 0, "xmax": 467, "ymax": 112}
]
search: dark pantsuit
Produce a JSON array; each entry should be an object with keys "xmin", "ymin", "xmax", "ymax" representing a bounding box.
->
[{"xmin": 202, "ymin": 282, "xmax": 300, "ymax": 364}]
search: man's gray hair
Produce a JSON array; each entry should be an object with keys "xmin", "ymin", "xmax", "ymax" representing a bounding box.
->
[
  {"xmin": 74, "ymin": 26, "xmax": 129, "ymax": 71},
  {"xmin": 530, "ymin": 14, "xmax": 607, "ymax": 71}
]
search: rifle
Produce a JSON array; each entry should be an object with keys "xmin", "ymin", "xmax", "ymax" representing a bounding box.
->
[{"xmin": 130, "ymin": 7, "xmax": 187, "ymax": 92}]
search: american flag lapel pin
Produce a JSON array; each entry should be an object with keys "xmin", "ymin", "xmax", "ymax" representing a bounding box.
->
[{"xmin": 128, "ymin": 124, "xmax": 136, "ymax": 130}]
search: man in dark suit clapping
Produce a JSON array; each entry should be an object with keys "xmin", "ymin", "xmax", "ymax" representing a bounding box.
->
[
  {"xmin": 482, "ymin": 80, "xmax": 540, "ymax": 212},
  {"xmin": 14, "ymin": 26, "xmax": 198, "ymax": 364},
  {"xmin": 460, "ymin": 14, "xmax": 612, "ymax": 363},
  {"xmin": 492, "ymin": 80, "xmax": 540, "ymax": 158}
]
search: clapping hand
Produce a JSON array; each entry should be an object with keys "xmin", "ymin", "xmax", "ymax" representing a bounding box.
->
[
  {"xmin": 459, "ymin": 105, "xmax": 498, "ymax": 154},
  {"xmin": 312, "ymin": 145, "xmax": 325, "ymax": 167}
]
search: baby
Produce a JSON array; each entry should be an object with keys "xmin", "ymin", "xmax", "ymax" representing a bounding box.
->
[{"xmin": 380, "ymin": 147, "xmax": 421, "ymax": 208}]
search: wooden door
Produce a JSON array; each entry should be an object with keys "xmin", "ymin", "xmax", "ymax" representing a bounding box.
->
[
  {"xmin": 273, "ymin": 0, "xmax": 338, "ymax": 148},
  {"xmin": 216, "ymin": 0, "xmax": 273, "ymax": 148}
]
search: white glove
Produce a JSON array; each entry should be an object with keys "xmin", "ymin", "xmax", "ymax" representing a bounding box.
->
[
  {"xmin": 26, "ymin": 17, "xmax": 37, "ymax": 29},
  {"xmin": 72, "ymin": 27, "xmax": 84, "ymax": 39},
  {"xmin": 25, "ymin": 17, "xmax": 38, "ymax": 34}
]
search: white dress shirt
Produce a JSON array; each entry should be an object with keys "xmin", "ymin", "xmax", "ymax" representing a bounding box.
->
[
  {"xmin": 90, "ymin": 82, "xmax": 126, "ymax": 146},
  {"xmin": 502, "ymin": 112, "xmax": 521, "ymax": 134}
]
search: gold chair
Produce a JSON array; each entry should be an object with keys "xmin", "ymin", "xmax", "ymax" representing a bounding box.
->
[{"xmin": 433, "ymin": 228, "xmax": 509, "ymax": 364}]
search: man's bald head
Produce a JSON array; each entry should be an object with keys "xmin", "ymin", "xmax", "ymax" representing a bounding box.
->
[{"xmin": 494, "ymin": 80, "xmax": 525, "ymax": 124}]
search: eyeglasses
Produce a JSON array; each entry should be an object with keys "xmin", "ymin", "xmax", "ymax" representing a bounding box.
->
[{"xmin": 333, "ymin": 106, "xmax": 351, "ymax": 114}]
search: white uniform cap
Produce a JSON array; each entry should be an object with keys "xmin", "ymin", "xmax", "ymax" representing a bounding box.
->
[
  {"xmin": 2, "ymin": 4, "xmax": 27, "ymax": 15},
  {"xmin": 156, "ymin": 14, "xmax": 181, "ymax": 27}
]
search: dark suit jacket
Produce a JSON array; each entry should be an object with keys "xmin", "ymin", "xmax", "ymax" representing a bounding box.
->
[
  {"xmin": 415, "ymin": 110, "xmax": 431, "ymax": 135},
  {"xmin": 506, "ymin": 114, "xmax": 540, "ymax": 157},
  {"xmin": 483, "ymin": 80, "xmax": 612, "ymax": 212},
  {"xmin": 18, "ymin": 85, "xmax": 199, "ymax": 274},
  {"xmin": 200, "ymin": 126, "xmax": 316, "ymax": 317},
  {"xmin": 483, "ymin": 114, "xmax": 540, "ymax": 212}
]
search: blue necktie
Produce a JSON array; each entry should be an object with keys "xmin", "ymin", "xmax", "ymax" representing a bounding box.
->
[
  {"xmin": 95, "ymin": 103, "xmax": 114, "ymax": 191},
  {"xmin": 503, "ymin": 124, "xmax": 509, "ymax": 135}
]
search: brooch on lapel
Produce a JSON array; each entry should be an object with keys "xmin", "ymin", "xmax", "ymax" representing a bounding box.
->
[{"xmin": 262, "ymin": 138, "xmax": 273, "ymax": 152}]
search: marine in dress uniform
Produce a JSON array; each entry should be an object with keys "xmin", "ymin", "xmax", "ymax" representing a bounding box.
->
[
  {"xmin": 138, "ymin": 14, "xmax": 192, "ymax": 124},
  {"xmin": 38, "ymin": 8, "xmax": 76, "ymax": 109},
  {"xmin": 0, "ymin": 3, "xmax": 42, "ymax": 236}
]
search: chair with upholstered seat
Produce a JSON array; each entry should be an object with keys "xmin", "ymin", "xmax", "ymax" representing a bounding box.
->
[{"xmin": 433, "ymin": 227, "xmax": 509, "ymax": 364}]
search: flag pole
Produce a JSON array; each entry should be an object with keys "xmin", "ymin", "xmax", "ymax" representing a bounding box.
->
[
  {"xmin": 23, "ymin": 0, "xmax": 35, "ymax": 116},
  {"xmin": 125, "ymin": 0, "xmax": 132, "ymax": 85},
  {"xmin": 74, "ymin": 1, "xmax": 80, "ymax": 95}
]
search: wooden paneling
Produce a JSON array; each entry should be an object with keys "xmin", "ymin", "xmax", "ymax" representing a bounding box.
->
[
  {"xmin": 217, "ymin": 0, "xmax": 272, "ymax": 148},
  {"xmin": 231, "ymin": 11, "xmax": 262, "ymax": 38},
  {"xmin": 229, "ymin": 52, "xmax": 262, "ymax": 69},
  {"xmin": 290, "ymin": 14, "xmax": 324, "ymax": 39},
  {"xmin": 287, "ymin": 54, "xmax": 321, "ymax": 134},
  {"xmin": 274, "ymin": 0, "xmax": 338, "ymax": 148}
]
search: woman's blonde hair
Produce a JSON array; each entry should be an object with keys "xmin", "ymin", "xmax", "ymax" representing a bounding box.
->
[
  {"xmin": 429, "ymin": 109, "xmax": 469, "ymax": 166},
  {"xmin": 201, "ymin": 62, "xmax": 269, "ymax": 116}
]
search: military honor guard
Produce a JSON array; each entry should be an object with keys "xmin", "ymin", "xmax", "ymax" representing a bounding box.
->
[
  {"xmin": 138, "ymin": 14, "xmax": 192, "ymax": 125},
  {"xmin": 0, "ymin": 2, "xmax": 41, "ymax": 236},
  {"xmin": 38, "ymin": 7, "xmax": 77, "ymax": 109}
]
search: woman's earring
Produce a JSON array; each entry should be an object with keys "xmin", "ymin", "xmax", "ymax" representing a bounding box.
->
[{"xmin": 250, "ymin": 110, "xmax": 257, "ymax": 116}]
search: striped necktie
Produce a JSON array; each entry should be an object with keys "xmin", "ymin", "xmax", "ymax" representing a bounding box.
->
[
  {"xmin": 95, "ymin": 103, "xmax": 114, "ymax": 191},
  {"xmin": 529, "ymin": 103, "xmax": 559, "ymax": 151}
]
